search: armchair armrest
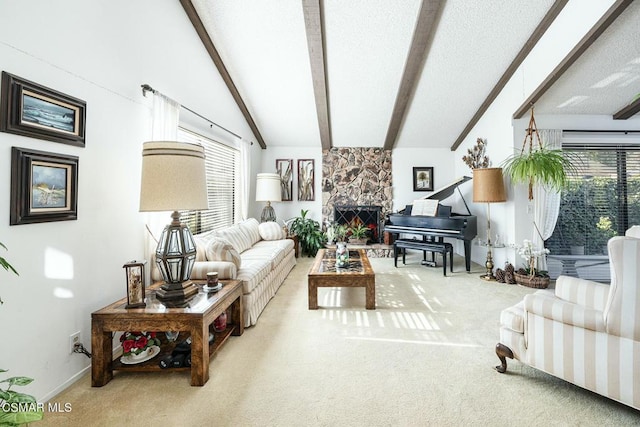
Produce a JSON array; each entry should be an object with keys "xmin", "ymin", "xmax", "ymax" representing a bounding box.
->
[
  {"xmin": 524, "ymin": 292, "xmax": 605, "ymax": 333},
  {"xmin": 555, "ymin": 275, "xmax": 610, "ymax": 311}
]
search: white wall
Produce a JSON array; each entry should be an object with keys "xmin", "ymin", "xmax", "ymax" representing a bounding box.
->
[
  {"xmin": 0, "ymin": 0, "xmax": 257, "ymax": 401},
  {"xmin": 258, "ymin": 146, "xmax": 323, "ymax": 224}
]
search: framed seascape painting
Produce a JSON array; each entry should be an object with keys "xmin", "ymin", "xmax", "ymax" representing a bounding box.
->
[
  {"xmin": 276, "ymin": 158, "xmax": 293, "ymax": 201},
  {"xmin": 0, "ymin": 72, "xmax": 86, "ymax": 147},
  {"xmin": 298, "ymin": 159, "xmax": 315, "ymax": 201},
  {"xmin": 10, "ymin": 147, "xmax": 79, "ymax": 225},
  {"xmin": 413, "ymin": 166, "xmax": 434, "ymax": 191}
]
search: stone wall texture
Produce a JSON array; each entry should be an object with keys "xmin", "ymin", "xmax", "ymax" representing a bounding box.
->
[{"xmin": 322, "ymin": 147, "xmax": 393, "ymax": 225}]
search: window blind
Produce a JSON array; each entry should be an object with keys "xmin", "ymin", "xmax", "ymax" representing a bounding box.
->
[
  {"xmin": 178, "ymin": 128, "xmax": 239, "ymax": 234},
  {"xmin": 546, "ymin": 142, "xmax": 640, "ymax": 257}
]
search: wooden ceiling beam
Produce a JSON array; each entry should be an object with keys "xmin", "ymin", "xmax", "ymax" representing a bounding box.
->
[
  {"xmin": 180, "ymin": 0, "xmax": 267, "ymax": 149},
  {"xmin": 450, "ymin": 0, "xmax": 569, "ymax": 151},
  {"xmin": 383, "ymin": 0, "xmax": 444, "ymax": 151},
  {"xmin": 302, "ymin": 0, "xmax": 332, "ymax": 150},
  {"xmin": 613, "ymin": 96, "xmax": 640, "ymax": 120},
  {"xmin": 512, "ymin": 0, "xmax": 635, "ymax": 120}
]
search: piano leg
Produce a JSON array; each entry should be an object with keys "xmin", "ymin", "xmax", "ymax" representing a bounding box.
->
[{"xmin": 464, "ymin": 240, "xmax": 472, "ymax": 272}]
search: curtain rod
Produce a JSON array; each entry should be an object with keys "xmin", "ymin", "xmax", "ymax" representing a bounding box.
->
[{"xmin": 141, "ymin": 84, "xmax": 252, "ymax": 145}]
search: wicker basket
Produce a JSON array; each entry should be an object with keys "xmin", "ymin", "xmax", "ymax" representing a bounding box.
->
[{"xmin": 514, "ymin": 272, "xmax": 550, "ymax": 289}]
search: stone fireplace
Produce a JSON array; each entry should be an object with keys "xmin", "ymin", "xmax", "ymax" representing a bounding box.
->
[{"xmin": 322, "ymin": 147, "xmax": 392, "ymax": 246}]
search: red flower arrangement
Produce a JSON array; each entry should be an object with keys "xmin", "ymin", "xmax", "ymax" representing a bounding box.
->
[{"xmin": 120, "ymin": 331, "xmax": 160, "ymax": 356}]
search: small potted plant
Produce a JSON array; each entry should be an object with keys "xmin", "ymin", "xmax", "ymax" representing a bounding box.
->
[
  {"xmin": 290, "ymin": 210, "xmax": 326, "ymax": 257},
  {"xmin": 348, "ymin": 224, "xmax": 369, "ymax": 245},
  {"xmin": 514, "ymin": 239, "xmax": 550, "ymax": 288}
]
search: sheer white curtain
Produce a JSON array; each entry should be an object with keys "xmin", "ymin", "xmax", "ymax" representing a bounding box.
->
[
  {"xmin": 145, "ymin": 92, "xmax": 181, "ymax": 264},
  {"xmin": 532, "ymin": 129, "xmax": 562, "ymax": 270},
  {"xmin": 236, "ymin": 137, "xmax": 251, "ymax": 222}
]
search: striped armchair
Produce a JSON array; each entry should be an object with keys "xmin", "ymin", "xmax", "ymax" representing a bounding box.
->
[{"xmin": 496, "ymin": 231, "xmax": 640, "ymax": 410}]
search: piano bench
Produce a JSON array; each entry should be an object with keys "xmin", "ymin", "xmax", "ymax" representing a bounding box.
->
[{"xmin": 393, "ymin": 239, "xmax": 454, "ymax": 276}]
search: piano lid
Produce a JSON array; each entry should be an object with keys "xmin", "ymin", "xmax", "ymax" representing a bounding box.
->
[{"xmin": 420, "ymin": 175, "xmax": 472, "ymax": 215}]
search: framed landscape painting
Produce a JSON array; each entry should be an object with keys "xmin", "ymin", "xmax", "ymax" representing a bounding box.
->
[
  {"xmin": 413, "ymin": 166, "xmax": 434, "ymax": 191},
  {"xmin": 10, "ymin": 147, "xmax": 79, "ymax": 225},
  {"xmin": 1, "ymin": 72, "xmax": 86, "ymax": 147}
]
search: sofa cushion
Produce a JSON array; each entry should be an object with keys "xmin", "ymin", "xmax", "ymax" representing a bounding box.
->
[
  {"xmin": 205, "ymin": 238, "xmax": 242, "ymax": 269},
  {"xmin": 258, "ymin": 221, "xmax": 286, "ymax": 241},
  {"xmin": 239, "ymin": 218, "xmax": 262, "ymax": 246},
  {"xmin": 215, "ymin": 224, "xmax": 253, "ymax": 253},
  {"xmin": 237, "ymin": 258, "xmax": 272, "ymax": 294}
]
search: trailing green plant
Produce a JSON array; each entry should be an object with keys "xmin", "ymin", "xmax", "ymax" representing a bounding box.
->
[
  {"xmin": 0, "ymin": 371, "xmax": 43, "ymax": 426},
  {"xmin": 501, "ymin": 107, "xmax": 577, "ymax": 200},
  {"xmin": 290, "ymin": 210, "xmax": 326, "ymax": 257},
  {"xmin": 0, "ymin": 242, "xmax": 19, "ymax": 306}
]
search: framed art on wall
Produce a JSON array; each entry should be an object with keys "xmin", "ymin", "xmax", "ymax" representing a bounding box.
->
[
  {"xmin": 0, "ymin": 71, "xmax": 86, "ymax": 147},
  {"xmin": 413, "ymin": 166, "xmax": 434, "ymax": 191},
  {"xmin": 276, "ymin": 158, "xmax": 293, "ymax": 201},
  {"xmin": 10, "ymin": 147, "xmax": 79, "ymax": 225},
  {"xmin": 298, "ymin": 159, "xmax": 315, "ymax": 201}
]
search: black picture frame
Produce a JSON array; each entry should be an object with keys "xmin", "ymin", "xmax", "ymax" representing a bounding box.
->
[
  {"xmin": 413, "ymin": 167, "xmax": 434, "ymax": 191},
  {"xmin": 1, "ymin": 71, "xmax": 86, "ymax": 147},
  {"xmin": 298, "ymin": 159, "xmax": 315, "ymax": 201},
  {"xmin": 10, "ymin": 147, "xmax": 79, "ymax": 225},
  {"xmin": 276, "ymin": 158, "xmax": 293, "ymax": 201}
]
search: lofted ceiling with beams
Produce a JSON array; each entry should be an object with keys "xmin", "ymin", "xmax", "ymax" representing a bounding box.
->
[{"xmin": 186, "ymin": 0, "xmax": 640, "ymax": 150}]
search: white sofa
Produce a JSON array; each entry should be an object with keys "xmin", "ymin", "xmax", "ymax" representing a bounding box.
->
[{"xmin": 153, "ymin": 218, "xmax": 296, "ymax": 327}]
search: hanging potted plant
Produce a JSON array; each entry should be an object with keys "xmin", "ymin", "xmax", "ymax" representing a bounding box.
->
[{"xmin": 501, "ymin": 107, "xmax": 577, "ymax": 200}]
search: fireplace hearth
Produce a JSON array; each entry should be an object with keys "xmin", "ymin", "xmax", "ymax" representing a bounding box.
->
[{"xmin": 334, "ymin": 205, "xmax": 382, "ymax": 243}]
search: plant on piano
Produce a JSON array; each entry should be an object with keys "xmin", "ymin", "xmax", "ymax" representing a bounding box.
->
[
  {"xmin": 516, "ymin": 239, "xmax": 550, "ymax": 278},
  {"xmin": 462, "ymin": 137, "xmax": 489, "ymax": 170}
]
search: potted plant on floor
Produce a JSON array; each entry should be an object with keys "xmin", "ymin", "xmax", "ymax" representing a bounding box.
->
[
  {"xmin": 0, "ymin": 242, "xmax": 43, "ymax": 426},
  {"xmin": 290, "ymin": 210, "xmax": 326, "ymax": 257},
  {"xmin": 348, "ymin": 224, "xmax": 369, "ymax": 245},
  {"xmin": 514, "ymin": 239, "xmax": 550, "ymax": 289}
]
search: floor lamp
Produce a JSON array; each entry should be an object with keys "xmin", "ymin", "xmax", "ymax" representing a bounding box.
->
[
  {"xmin": 139, "ymin": 141, "xmax": 209, "ymax": 302},
  {"xmin": 256, "ymin": 173, "xmax": 282, "ymax": 222},
  {"xmin": 473, "ymin": 167, "xmax": 507, "ymax": 281}
]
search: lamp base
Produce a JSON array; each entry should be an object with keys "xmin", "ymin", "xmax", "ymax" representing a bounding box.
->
[
  {"xmin": 480, "ymin": 274, "xmax": 497, "ymax": 281},
  {"xmin": 156, "ymin": 280, "xmax": 199, "ymax": 302},
  {"xmin": 261, "ymin": 203, "xmax": 276, "ymax": 222}
]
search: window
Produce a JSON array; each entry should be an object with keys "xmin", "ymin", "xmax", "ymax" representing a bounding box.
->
[
  {"xmin": 178, "ymin": 128, "xmax": 239, "ymax": 234},
  {"xmin": 546, "ymin": 141, "xmax": 640, "ymax": 258}
]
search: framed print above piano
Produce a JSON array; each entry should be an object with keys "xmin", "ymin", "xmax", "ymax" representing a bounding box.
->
[{"xmin": 413, "ymin": 167, "xmax": 433, "ymax": 191}]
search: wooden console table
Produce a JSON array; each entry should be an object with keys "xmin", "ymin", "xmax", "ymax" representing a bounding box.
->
[{"xmin": 91, "ymin": 279, "xmax": 243, "ymax": 387}]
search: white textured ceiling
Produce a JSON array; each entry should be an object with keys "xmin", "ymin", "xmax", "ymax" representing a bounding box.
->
[
  {"xmin": 533, "ymin": 0, "xmax": 640, "ymax": 115},
  {"xmin": 190, "ymin": 0, "xmax": 639, "ymax": 149}
]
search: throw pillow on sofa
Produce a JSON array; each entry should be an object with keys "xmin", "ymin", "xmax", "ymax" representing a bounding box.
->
[
  {"xmin": 258, "ymin": 222, "xmax": 286, "ymax": 241},
  {"xmin": 205, "ymin": 238, "xmax": 242, "ymax": 269}
]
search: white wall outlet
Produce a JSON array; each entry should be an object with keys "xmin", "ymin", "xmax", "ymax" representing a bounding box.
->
[{"xmin": 69, "ymin": 331, "xmax": 81, "ymax": 354}]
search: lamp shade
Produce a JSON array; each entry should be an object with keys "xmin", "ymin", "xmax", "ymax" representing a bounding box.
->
[
  {"xmin": 255, "ymin": 173, "xmax": 282, "ymax": 202},
  {"xmin": 473, "ymin": 167, "xmax": 507, "ymax": 203},
  {"xmin": 139, "ymin": 141, "xmax": 208, "ymax": 211}
]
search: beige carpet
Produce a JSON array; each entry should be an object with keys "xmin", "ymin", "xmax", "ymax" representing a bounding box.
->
[{"xmin": 40, "ymin": 253, "xmax": 640, "ymax": 426}]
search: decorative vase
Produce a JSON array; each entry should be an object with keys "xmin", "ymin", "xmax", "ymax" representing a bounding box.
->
[
  {"xmin": 336, "ymin": 242, "xmax": 349, "ymax": 268},
  {"xmin": 214, "ymin": 311, "xmax": 227, "ymax": 332}
]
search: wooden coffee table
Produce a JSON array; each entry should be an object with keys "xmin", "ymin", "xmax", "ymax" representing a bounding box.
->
[
  {"xmin": 308, "ymin": 248, "xmax": 375, "ymax": 310},
  {"xmin": 91, "ymin": 279, "xmax": 243, "ymax": 387}
]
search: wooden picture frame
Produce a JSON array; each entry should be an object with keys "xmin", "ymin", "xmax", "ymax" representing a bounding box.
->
[
  {"xmin": 1, "ymin": 71, "xmax": 86, "ymax": 147},
  {"xmin": 124, "ymin": 260, "xmax": 146, "ymax": 309},
  {"xmin": 10, "ymin": 147, "xmax": 79, "ymax": 225},
  {"xmin": 413, "ymin": 167, "xmax": 434, "ymax": 191},
  {"xmin": 276, "ymin": 158, "xmax": 293, "ymax": 201},
  {"xmin": 298, "ymin": 159, "xmax": 315, "ymax": 201}
]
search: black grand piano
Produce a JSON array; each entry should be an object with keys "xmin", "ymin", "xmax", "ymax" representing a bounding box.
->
[{"xmin": 384, "ymin": 176, "xmax": 477, "ymax": 272}]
